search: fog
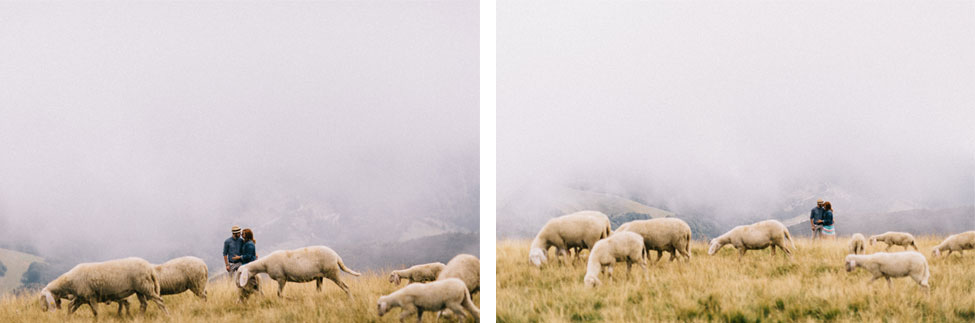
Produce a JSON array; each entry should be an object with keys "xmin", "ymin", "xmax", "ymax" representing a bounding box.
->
[
  {"xmin": 498, "ymin": 1, "xmax": 975, "ymax": 237},
  {"xmin": 0, "ymin": 1, "xmax": 478, "ymax": 274}
]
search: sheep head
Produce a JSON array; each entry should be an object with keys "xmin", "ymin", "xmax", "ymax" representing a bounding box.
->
[
  {"xmin": 844, "ymin": 256, "xmax": 856, "ymax": 272},
  {"xmin": 388, "ymin": 273, "xmax": 400, "ymax": 285},
  {"xmin": 39, "ymin": 289, "xmax": 58, "ymax": 312},
  {"xmin": 583, "ymin": 274, "xmax": 601, "ymax": 288},
  {"xmin": 376, "ymin": 297, "xmax": 390, "ymax": 316},
  {"xmin": 529, "ymin": 248, "xmax": 547, "ymax": 267},
  {"xmin": 707, "ymin": 240, "xmax": 724, "ymax": 255}
]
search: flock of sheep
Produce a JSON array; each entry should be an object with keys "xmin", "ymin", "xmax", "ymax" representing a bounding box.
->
[
  {"xmin": 530, "ymin": 210, "xmax": 975, "ymax": 292},
  {"xmin": 36, "ymin": 244, "xmax": 481, "ymax": 322}
]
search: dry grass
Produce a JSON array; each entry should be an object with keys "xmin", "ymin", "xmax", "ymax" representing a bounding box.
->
[
  {"xmin": 498, "ymin": 237, "xmax": 975, "ymax": 322},
  {"xmin": 0, "ymin": 270, "xmax": 479, "ymax": 322}
]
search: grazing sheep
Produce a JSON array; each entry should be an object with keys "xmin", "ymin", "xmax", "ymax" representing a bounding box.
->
[
  {"xmin": 616, "ymin": 218, "xmax": 692, "ymax": 263},
  {"xmin": 155, "ymin": 256, "xmax": 208, "ymax": 300},
  {"xmin": 932, "ymin": 231, "xmax": 975, "ymax": 258},
  {"xmin": 236, "ymin": 246, "xmax": 360, "ymax": 300},
  {"xmin": 584, "ymin": 231, "xmax": 646, "ymax": 288},
  {"xmin": 529, "ymin": 211, "xmax": 612, "ymax": 267},
  {"xmin": 707, "ymin": 220, "xmax": 796, "ymax": 260},
  {"xmin": 869, "ymin": 232, "xmax": 918, "ymax": 251},
  {"xmin": 849, "ymin": 233, "xmax": 867, "ymax": 255},
  {"xmin": 844, "ymin": 251, "xmax": 930, "ymax": 291},
  {"xmin": 437, "ymin": 254, "xmax": 479, "ymax": 295},
  {"xmin": 389, "ymin": 262, "xmax": 446, "ymax": 285},
  {"xmin": 39, "ymin": 257, "xmax": 168, "ymax": 317},
  {"xmin": 377, "ymin": 278, "xmax": 479, "ymax": 323}
]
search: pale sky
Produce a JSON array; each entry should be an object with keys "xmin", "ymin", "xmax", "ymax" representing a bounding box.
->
[{"xmin": 499, "ymin": 1, "xmax": 974, "ymax": 226}]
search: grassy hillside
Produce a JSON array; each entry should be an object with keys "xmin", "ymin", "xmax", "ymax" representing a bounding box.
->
[
  {"xmin": 0, "ymin": 271, "xmax": 479, "ymax": 322},
  {"xmin": 498, "ymin": 237, "xmax": 975, "ymax": 322},
  {"xmin": 0, "ymin": 248, "xmax": 44, "ymax": 294}
]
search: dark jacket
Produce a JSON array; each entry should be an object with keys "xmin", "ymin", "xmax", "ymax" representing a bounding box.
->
[
  {"xmin": 810, "ymin": 207, "xmax": 825, "ymax": 224},
  {"xmin": 223, "ymin": 236, "xmax": 244, "ymax": 263},
  {"xmin": 822, "ymin": 210, "xmax": 834, "ymax": 226},
  {"xmin": 240, "ymin": 241, "xmax": 257, "ymax": 264}
]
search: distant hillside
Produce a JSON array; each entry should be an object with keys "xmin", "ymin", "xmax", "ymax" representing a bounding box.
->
[
  {"xmin": 786, "ymin": 206, "xmax": 975, "ymax": 237},
  {"xmin": 0, "ymin": 248, "xmax": 44, "ymax": 294}
]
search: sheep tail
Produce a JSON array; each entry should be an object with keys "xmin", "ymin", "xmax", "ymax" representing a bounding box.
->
[
  {"xmin": 462, "ymin": 288, "xmax": 480, "ymax": 318},
  {"xmin": 784, "ymin": 229, "xmax": 797, "ymax": 251},
  {"xmin": 337, "ymin": 258, "xmax": 361, "ymax": 276},
  {"xmin": 684, "ymin": 231, "xmax": 692, "ymax": 260}
]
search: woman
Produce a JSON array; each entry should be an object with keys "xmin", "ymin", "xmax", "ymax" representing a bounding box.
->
[
  {"xmin": 822, "ymin": 201, "xmax": 836, "ymax": 240},
  {"xmin": 233, "ymin": 228, "xmax": 258, "ymax": 265}
]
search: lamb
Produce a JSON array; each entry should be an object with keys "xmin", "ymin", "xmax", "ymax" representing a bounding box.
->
[
  {"xmin": 869, "ymin": 232, "xmax": 918, "ymax": 251},
  {"xmin": 389, "ymin": 262, "xmax": 446, "ymax": 285},
  {"xmin": 616, "ymin": 218, "xmax": 692, "ymax": 263},
  {"xmin": 236, "ymin": 245, "xmax": 360, "ymax": 301},
  {"xmin": 154, "ymin": 256, "xmax": 208, "ymax": 300},
  {"xmin": 529, "ymin": 211, "xmax": 612, "ymax": 267},
  {"xmin": 377, "ymin": 278, "xmax": 479, "ymax": 323},
  {"xmin": 932, "ymin": 231, "xmax": 975, "ymax": 258},
  {"xmin": 39, "ymin": 257, "xmax": 168, "ymax": 317},
  {"xmin": 436, "ymin": 254, "xmax": 479, "ymax": 295},
  {"xmin": 707, "ymin": 220, "xmax": 796, "ymax": 260},
  {"xmin": 583, "ymin": 231, "xmax": 646, "ymax": 288},
  {"xmin": 844, "ymin": 251, "xmax": 930, "ymax": 291},
  {"xmin": 849, "ymin": 233, "xmax": 867, "ymax": 255}
]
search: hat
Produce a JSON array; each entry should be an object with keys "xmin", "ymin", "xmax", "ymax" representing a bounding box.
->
[
  {"xmin": 816, "ymin": 199, "xmax": 824, "ymax": 204},
  {"xmin": 231, "ymin": 225, "xmax": 241, "ymax": 233}
]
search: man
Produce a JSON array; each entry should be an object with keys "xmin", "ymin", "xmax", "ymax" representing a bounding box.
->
[
  {"xmin": 223, "ymin": 225, "xmax": 244, "ymax": 275},
  {"xmin": 810, "ymin": 199, "xmax": 826, "ymax": 240}
]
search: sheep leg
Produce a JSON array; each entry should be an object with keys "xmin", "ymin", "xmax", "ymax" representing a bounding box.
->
[
  {"xmin": 738, "ymin": 248, "xmax": 746, "ymax": 261},
  {"xmin": 886, "ymin": 277, "xmax": 893, "ymax": 289},
  {"xmin": 277, "ymin": 279, "xmax": 288, "ymax": 298},
  {"xmin": 626, "ymin": 260, "xmax": 633, "ymax": 278},
  {"xmin": 138, "ymin": 293, "xmax": 148, "ymax": 313},
  {"xmin": 655, "ymin": 250, "xmax": 663, "ymax": 264},
  {"xmin": 315, "ymin": 277, "xmax": 323, "ymax": 292},
  {"xmin": 770, "ymin": 245, "xmax": 777, "ymax": 256},
  {"xmin": 558, "ymin": 248, "xmax": 569, "ymax": 266},
  {"xmin": 607, "ymin": 265, "xmax": 615, "ymax": 281},
  {"xmin": 67, "ymin": 299, "xmax": 82, "ymax": 314},
  {"xmin": 447, "ymin": 302, "xmax": 471, "ymax": 321},
  {"xmin": 398, "ymin": 305, "xmax": 417, "ymax": 323},
  {"xmin": 86, "ymin": 299, "xmax": 99, "ymax": 317}
]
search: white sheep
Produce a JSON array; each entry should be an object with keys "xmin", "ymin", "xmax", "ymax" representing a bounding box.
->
[
  {"xmin": 616, "ymin": 218, "xmax": 692, "ymax": 263},
  {"xmin": 436, "ymin": 254, "xmax": 479, "ymax": 295},
  {"xmin": 844, "ymin": 251, "xmax": 930, "ymax": 291},
  {"xmin": 869, "ymin": 232, "xmax": 918, "ymax": 251},
  {"xmin": 529, "ymin": 211, "xmax": 612, "ymax": 267},
  {"xmin": 849, "ymin": 233, "xmax": 867, "ymax": 255},
  {"xmin": 39, "ymin": 257, "xmax": 168, "ymax": 317},
  {"xmin": 707, "ymin": 220, "xmax": 796, "ymax": 260},
  {"xmin": 236, "ymin": 245, "xmax": 361, "ymax": 300},
  {"xmin": 584, "ymin": 231, "xmax": 646, "ymax": 288},
  {"xmin": 153, "ymin": 256, "xmax": 208, "ymax": 300},
  {"xmin": 389, "ymin": 262, "xmax": 446, "ymax": 285},
  {"xmin": 377, "ymin": 278, "xmax": 479, "ymax": 322},
  {"xmin": 932, "ymin": 231, "xmax": 975, "ymax": 258}
]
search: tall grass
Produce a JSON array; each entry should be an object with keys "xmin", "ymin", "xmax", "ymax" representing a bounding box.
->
[
  {"xmin": 0, "ymin": 270, "xmax": 478, "ymax": 322},
  {"xmin": 498, "ymin": 237, "xmax": 975, "ymax": 322}
]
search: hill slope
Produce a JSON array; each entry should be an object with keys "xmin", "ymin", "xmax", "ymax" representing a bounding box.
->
[{"xmin": 0, "ymin": 248, "xmax": 43, "ymax": 294}]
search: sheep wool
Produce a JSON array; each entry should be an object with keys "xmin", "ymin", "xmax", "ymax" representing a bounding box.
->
[
  {"xmin": 529, "ymin": 211, "xmax": 612, "ymax": 267},
  {"xmin": 616, "ymin": 217, "xmax": 692, "ymax": 263},
  {"xmin": 377, "ymin": 278, "xmax": 479, "ymax": 322},
  {"xmin": 708, "ymin": 220, "xmax": 796, "ymax": 260},
  {"xmin": 584, "ymin": 231, "xmax": 646, "ymax": 288},
  {"xmin": 236, "ymin": 245, "xmax": 360, "ymax": 300}
]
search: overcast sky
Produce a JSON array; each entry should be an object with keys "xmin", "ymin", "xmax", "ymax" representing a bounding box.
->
[
  {"xmin": 499, "ymin": 1, "xmax": 974, "ymax": 224},
  {"xmin": 0, "ymin": 1, "xmax": 478, "ymax": 261}
]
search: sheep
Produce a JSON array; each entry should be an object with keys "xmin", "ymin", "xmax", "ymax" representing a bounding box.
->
[
  {"xmin": 377, "ymin": 278, "xmax": 479, "ymax": 323},
  {"xmin": 844, "ymin": 251, "xmax": 930, "ymax": 291},
  {"xmin": 39, "ymin": 257, "xmax": 168, "ymax": 317},
  {"xmin": 154, "ymin": 256, "xmax": 208, "ymax": 300},
  {"xmin": 616, "ymin": 218, "xmax": 692, "ymax": 263},
  {"xmin": 932, "ymin": 231, "xmax": 975, "ymax": 258},
  {"xmin": 236, "ymin": 245, "xmax": 360, "ymax": 301},
  {"xmin": 583, "ymin": 231, "xmax": 646, "ymax": 288},
  {"xmin": 869, "ymin": 232, "xmax": 918, "ymax": 251},
  {"xmin": 849, "ymin": 233, "xmax": 867, "ymax": 255},
  {"xmin": 436, "ymin": 254, "xmax": 479, "ymax": 295},
  {"xmin": 389, "ymin": 262, "xmax": 446, "ymax": 285},
  {"xmin": 529, "ymin": 211, "xmax": 612, "ymax": 267},
  {"xmin": 707, "ymin": 220, "xmax": 796, "ymax": 260}
]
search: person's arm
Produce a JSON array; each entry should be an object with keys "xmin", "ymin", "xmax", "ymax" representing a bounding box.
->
[{"xmin": 241, "ymin": 243, "xmax": 256, "ymax": 263}]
